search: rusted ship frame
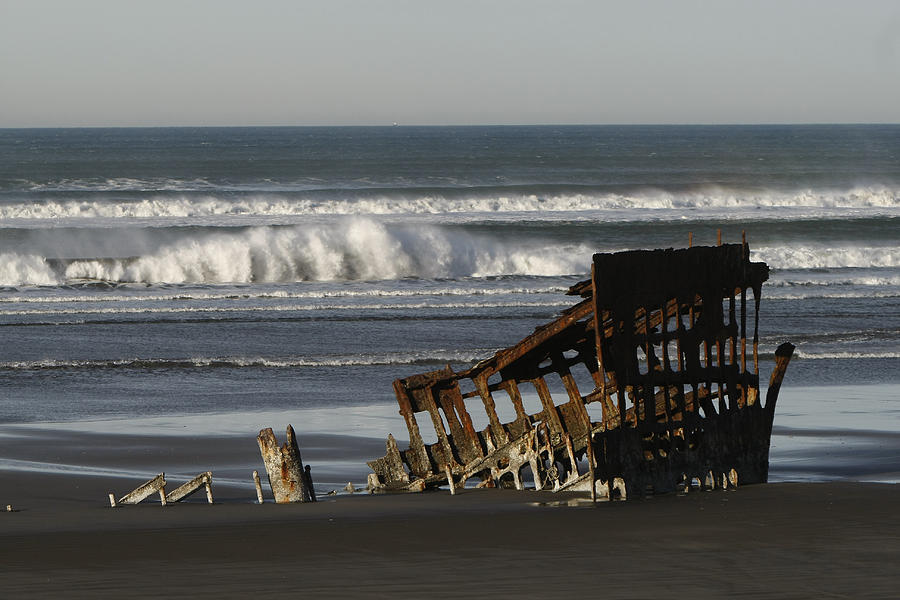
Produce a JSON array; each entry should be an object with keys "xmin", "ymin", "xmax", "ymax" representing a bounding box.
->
[{"xmin": 368, "ymin": 241, "xmax": 794, "ymax": 499}]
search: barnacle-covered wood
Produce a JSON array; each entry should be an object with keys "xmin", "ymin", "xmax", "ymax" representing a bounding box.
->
[{"xmin": 368, "ymin": 242, "xmax": 793, "ymax": 498}]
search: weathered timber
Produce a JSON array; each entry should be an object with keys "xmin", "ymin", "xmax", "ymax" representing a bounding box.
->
[
  {"xmin": 111, "ymin": 473, "xmax": 167, "ymax": 507},
  {"xmin": 252, "ymin": 470, "xmax": 264, "ymax": 504},
  {"xmin": 257, "ymin": 425, "xmax": 316, "ymax": 503},
  {"xmin": 304, "ymin": 465, "xmax": 317, "ymax": 502},
  {"xmin": 368, "ymin": 240, "xmax": 794, "ymax": 498},
  {"xmin": 165, "ymin": 471, "xmax": 214, "ymax": 504}
]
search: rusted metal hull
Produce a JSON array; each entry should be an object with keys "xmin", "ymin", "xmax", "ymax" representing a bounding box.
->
[{"xmin": 368, "ymin": 242, "xmax": 794, "ymax": 498}]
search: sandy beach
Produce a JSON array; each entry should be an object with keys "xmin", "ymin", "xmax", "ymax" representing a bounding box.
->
[
  {"xmin": 1, "ymin": 123, "xmax": 898, "ymax": 599},
  {"xmin": 3, "ymin": 482, "xmax": 899, "ymax": 598},
  {"xmin": 2, "ymin": 429, "xmax": 899, "ymax": 599},
  {"xmin": 1, "ymin": 379, "xmax": 897, "ymax": 600}
]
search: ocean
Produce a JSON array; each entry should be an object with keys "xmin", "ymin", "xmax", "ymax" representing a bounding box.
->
[{"xmin": 0, "ymin": 125, "xmax": 898, "ymax": 491}]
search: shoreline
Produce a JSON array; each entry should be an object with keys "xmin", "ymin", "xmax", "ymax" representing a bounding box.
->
[
  {"xmin": 3, "ymin": 383, "xmax": 899, "ymax": 509},
  {"xmin": 2, "ymin": 384, "xmax": 898, "ymax": 597}
]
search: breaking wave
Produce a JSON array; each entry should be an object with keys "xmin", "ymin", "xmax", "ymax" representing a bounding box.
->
[
  {"xmin": 0, "ymin": 253, "xmax": 60, "ymax": 286},
  {"xmin": 752, "ymin": 245, "xmax": 900, "ymax": 270},
  {"xmin": 3, "ymin": 217, "xmax": 898, "ymax": 287},
  {"xmin": 0, "ymin": 219, "xmax": 593, "ymax": 286},
  {"xmin": 1, "ymin": 185, "xmax": 898, "ymax": 223},
  {"xmin": 768, "ymin": 274, "xmax": 900, "ymax": 288}
]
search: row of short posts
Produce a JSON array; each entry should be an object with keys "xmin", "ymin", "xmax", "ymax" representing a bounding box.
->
[{"xmin": 109, "ymin": 424, "xmax": 317, "ymax": 507}]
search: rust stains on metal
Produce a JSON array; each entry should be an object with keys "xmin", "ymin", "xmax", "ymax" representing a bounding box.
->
[{"xmin": 368, "ymin": 240, "xmax": 794, "ymax": 498}]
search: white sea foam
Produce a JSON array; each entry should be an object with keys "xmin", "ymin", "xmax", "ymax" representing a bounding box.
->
[
  {"xmin": 0, "ymin": 285, "xmax": 569, "ymax": 305},
  {"xmin": 0, "ymin": 253, "xmax": 58, "ymax": 286},
  {"xmin": 0, "ymin": 299, "xmax": 570, "ymax": 317},
  {"xmin": 0, "ymin": 219, "xmax": 593, "ymax": 286},
  {"xmin": 793, "ymin": 350, "xmax": 900, "ymax": 360},
  {"xmin": 2, "ymin": 185, "xmax": 898, "ymax": 223},
  {"xmin": 768, "ymin": 274, "xmax": 900, "ymax": 288},
  {"xmin": 20, "ymin": 177, "xmax": 219, "ymax": 193},
  {"xmin": 752, "ymin": 245, "xmax": 900, "ymax": 270},
  {"xmin": 2, "ymin": 218, "xmax": 897, "ymax": 287},
  {"xmin": 0, "ymin": 350, "xmax": 495, "ymax": 371},
  {"xmin": 766, "ymin": 290, "xmax": 900, "ymax": 300}
]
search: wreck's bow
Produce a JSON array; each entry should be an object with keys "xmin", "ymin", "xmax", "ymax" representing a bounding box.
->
[{"xmin": 368, "ymin": 242, "xmax": 794, "ymax": 498}]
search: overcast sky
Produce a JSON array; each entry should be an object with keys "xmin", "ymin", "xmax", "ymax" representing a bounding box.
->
[{"xmin": 2, "ymin": 0, "xmax": 899, "ymax": 127}]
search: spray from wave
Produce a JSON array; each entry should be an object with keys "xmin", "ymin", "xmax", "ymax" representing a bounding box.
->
[
  {"xmin": 0, "ymin": 253, "xmax": 60, "ymax": 286},
  {"xmin": 752, "ymin": 245, "xmax": 900, "ymax": 270},
  {"xmin": 0, "ymin": 219, "xmax": 592, "ymax": 286},
  {"xmin": 3, "ymin": 218, "xmax": 898, "ymax": 287}
]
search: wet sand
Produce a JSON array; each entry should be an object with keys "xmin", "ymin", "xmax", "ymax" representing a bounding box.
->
[
  {"xmin": 2, "ymin": 478, "xmax": 899, "ymax": 596},
  {"xmin": 2, "ymin": 424, "xmax": 899, "ymax": 598},
  {"xmin": 2, "ymin": 482, "xmax": 899, "ymax": 598}
]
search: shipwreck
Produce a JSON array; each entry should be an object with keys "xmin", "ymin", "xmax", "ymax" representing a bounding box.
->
[{"xmin": 368, "ymin": 240, "xmax": 794, "ymax": 499}]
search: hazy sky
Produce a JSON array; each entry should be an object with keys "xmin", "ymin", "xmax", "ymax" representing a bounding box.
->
[{"xmin": 2, "ymin": 0, "xmax": 899, "ymax": 127}]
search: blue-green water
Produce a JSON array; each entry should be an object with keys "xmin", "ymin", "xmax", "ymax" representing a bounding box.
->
[{"xmin": 0, "ymin": 125, "xmax": 897, "ymax": 486}]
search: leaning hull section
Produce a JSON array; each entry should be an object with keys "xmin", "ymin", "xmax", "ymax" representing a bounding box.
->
[
  {"xmin": 368, "ymin": 243, "xmax": 794, "ymax": 498},
  {"xmin": 597, "ymin": 401, "xmax": 773, "ymax": 498}
]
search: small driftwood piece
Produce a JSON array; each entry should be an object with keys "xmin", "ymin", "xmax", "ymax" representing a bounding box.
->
[
  {"xmin": 111, "ymin": 473, "xmax": 167, "ymax": 507},
  {"xmin": 257, "ymin": 425, "xmax": 316, "ymax": 503},
  {"xmin": 165, "ymin": 471, "xmax": 214, "ymax": 504},
  {"xmin": 252, "ymin": 470, "xmax": 264, "ymax": 504}
]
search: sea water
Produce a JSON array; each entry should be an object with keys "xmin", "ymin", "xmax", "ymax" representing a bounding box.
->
[{"xmin": 0, "ymin": 125, "xmax": 897, "ymax": 487}]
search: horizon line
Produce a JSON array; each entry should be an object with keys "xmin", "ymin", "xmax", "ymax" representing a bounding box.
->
[{"xmin": 2, "ymin": 121, "xmax": 900, "ymax": 131}]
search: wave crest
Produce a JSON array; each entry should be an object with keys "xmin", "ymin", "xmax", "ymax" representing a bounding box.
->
[
  {"xmin": 3, "ymin": 218, "xmax": 896, "ymax": 287},
  {"xmin": 1, "ymin": 219, "xmax": 592, "ymax": 286},
  {"xmin": 2, "ymin": 185, "xmax": 898, "ymax": 222},
  {"xmin": 753, "ymin": 245, "xmax": 900, "ymax": 270},
  {"xmin": 0, "ymin": 253, "xmax": 58, "ymax": 286}
]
